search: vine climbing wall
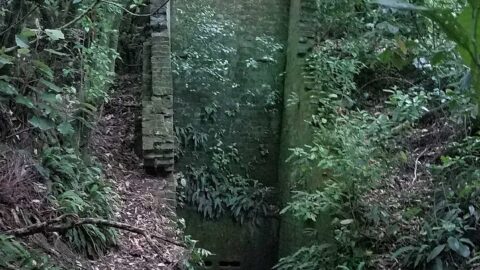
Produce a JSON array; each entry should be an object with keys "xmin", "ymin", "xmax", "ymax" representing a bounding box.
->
[
  {"xmin": 170, "ymin": 0, "xmax": 289, "ymax": 269},
  {"xmin": 278, "ymin": 0, "xmax": 324, "ymax": 257}
]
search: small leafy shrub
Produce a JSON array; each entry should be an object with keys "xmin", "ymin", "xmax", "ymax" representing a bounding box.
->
[
  {"xmin": 274, "ymin": 244, "xmax": 335, "ymax": 270},
  {"xmin": 278, "ymin": 13, "xmax": 395, "ymax": 267},
  {"xmin": 175, "ymin": 125, "xmax": 209, "ymax": 151},
  {"xmin": 385, "ymin": 86, "xmax": 430, "ymax": 123},
  {"xmin": 392, "ymin": 136, "xmax": 480, "ymax": 268},
  {"xmin": 41, "ymin": 147, "xmax": 117, "ymax": 257},
  {"xmin": 178, "ymin": 219, "xmax": 214, "ymax": 270},
  {"xmin": 178, "ymin": 166, "xmax": 273, "ymax": 224},
  {"xmin": 177, "ymin": 143, "xmax": 274, "ymax": 224},
  {"xmin": 393, "ymin": 203, "xmax": 475, "ymax": 269},
  {"xmin": 282, "ymin": 111, "xmax": 391, "ymax": 268}
]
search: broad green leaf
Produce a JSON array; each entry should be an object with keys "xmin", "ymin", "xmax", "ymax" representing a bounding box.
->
[
  {"xmin": 44, "ymin": 49, "xmax": 68, "ymax": 56},
  {"xmin": 18, "ymin": 48, "xmax": 31, "ymax": 56},
  {"xmin": 33, "ymin": 61, "xmax": 54, "ymax": 79},
  {"xmin": 45, "ymin": 29, "xmax": 65, "ymax": 41},
  {"xmin": 57, "ymin": 122, "xmax": 75, "ymax": 136},
  {"xmin": 427, "ymin": 244, "xmax": 445, "ymax": 262},
  {"xmin": 340, "ymin": 219, "xmax": 354, "ymax": 225},
  {"xmin": 40, "ymin": 93, "xmax": 61, "ymax": 104},
  {"xmin": 456, "ymin": 5, "xmax": 479, "ymax": 69},
  {"xmin": 392, "ymin": 246, "xmax": 415, "ymax": 258},
  {"xmin": 0, "ymin": 54, "xmax": 13, "ymax": 65},
  {"xmin": 0, "ymin": 81, "xmax": 18, "ymax": 96},
  {"xmin": 29, "ymin": 116, "xmax": 55, "ymax": 130},
  {"xmin": 20, "ymin": 28, "xmax": 36, "ymax": 38},
  {"xmin": 448, "ymin": 237, "xmax": 471, "ymax": 258},
  {"xmin": 15, "ymin": 95, "xmax": 35, "ymax": 108},
  {"xmin": 40, "ymin": 79, "xmax": 62, "ymax": 93},
  {"xmin": 458, "ymin": 244, "xmax": 471, "ymax": 258},
  {"xmin": 448, "ymin": 237, "xmax": 460, "ymax": 251},
  {"xmin": 15, "ymin": 35, "xmax": 29, "ymax": 48}
]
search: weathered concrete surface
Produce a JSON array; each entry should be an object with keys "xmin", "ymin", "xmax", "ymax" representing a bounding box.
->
[{"xmin": 170, "ymin": 0, "xmax": 289, "ymax": 269}]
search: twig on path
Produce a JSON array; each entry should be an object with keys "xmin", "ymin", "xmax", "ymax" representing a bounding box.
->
[{"xmin": 412, "ymin": 148, "xmax": 428, "ymax": 185}]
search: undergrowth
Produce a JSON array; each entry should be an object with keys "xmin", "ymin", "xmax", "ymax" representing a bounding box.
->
[
  {"xmin": 177, "ymin": 143, "xmax": 274, "ymax": 224},
  {"xmin": 0, "ymin": 235, "xmax": 58, "ymax": 270},
  {"xmin": 276, "ymin": 0, "xmax": 480, "ymax": 269},
  {"xmin": 0, "ymin": 0, "xmax": 125, "ymax": 265},
  {"xmin": 41, "ymin": 147, "xmax": 117, "ymax": 257}
]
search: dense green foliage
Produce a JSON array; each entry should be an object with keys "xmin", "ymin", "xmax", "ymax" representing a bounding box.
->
[
  {"xmin": 5, "ymin": 0, "xmax": 480, "ymax": 268},
  {"xmin": 0, "ymin": 235, "xmax": 59, "ymax": 270},
  {"xmin": 173, "ymin": 0, "xmax": 282, "ymax": 224},
  {"xmin": 276, "ymin": 0, "xmax": 480, "ymax": 269},
  {"xmin": 0, "ymin": 0, "xmax": 126, "ymax": 265}
]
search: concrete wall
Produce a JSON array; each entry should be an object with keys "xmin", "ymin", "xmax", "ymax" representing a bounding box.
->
[
  {"xmin": 277, "ymin": 0, "xmax": 334, "ymax": 257},
  {"xmin": 142, "ymin": 0, "xmax": 333, "ymax": 267},
  {"xmin": 170, "ymin": 0, "xmax": 289, "ymax": 269},
  {"xmin": 171, "ymin": 0, "xmax": 288, "ymax": 187}
]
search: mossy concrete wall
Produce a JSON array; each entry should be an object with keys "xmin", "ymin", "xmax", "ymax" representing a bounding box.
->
[
  {"xmin": 171, "ymin": 0, "xmax": 289, "ymax": 269},
  {"xmin": 171, "ymin": 0, "xmax": 288, "ymax": 187},
  {"xmin": 179, "ymin": 209, "xmax": 279, "ymax": 270},
  {"xmin": 143, "ymin": 0, "xmax": 334, "ymax": 267},
  {"xmin": 141, "ymin": 0, "xmax": 175, "ymax": 175},
  {"xmin": 277, "ymin": 0, "xmax": 333, "ymax": 257}
]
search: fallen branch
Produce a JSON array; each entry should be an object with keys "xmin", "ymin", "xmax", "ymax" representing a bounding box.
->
[
  {"xmin": 2, "ymin": 214, "xmax": 186, "ymax": 263},
  {"xmin": 60, "ymin": 0, "xmax": 102, "ymax": 30},
  {"xmin": 412, "ymin": 148, "xmax": 428, "ymax": 185}
]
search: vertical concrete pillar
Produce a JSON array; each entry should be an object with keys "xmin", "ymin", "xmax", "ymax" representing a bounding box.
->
[{"xmin": 141, "ymin": 0, "xmax": 176, "ymax": 213}]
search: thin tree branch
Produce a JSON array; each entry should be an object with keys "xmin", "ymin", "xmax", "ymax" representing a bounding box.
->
[
  {"xmin": 60, "ymin": 0, "xmax": 102, "ymax": 30},
  {"xmin": 412, "ymin": 148, "xmax": 428, "ymax": 185},
  {"xmin": 0, "ymin": 5, "xmax": 39, "ymax": 36},
  {"xmin": 101, "ymin": 0, "xmax": 169, "ymax": 17}
]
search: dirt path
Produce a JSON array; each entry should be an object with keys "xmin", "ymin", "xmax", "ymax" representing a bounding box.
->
[{"xmin": 89, "ymin": 74, "xmax": 184, "ymax": 269}]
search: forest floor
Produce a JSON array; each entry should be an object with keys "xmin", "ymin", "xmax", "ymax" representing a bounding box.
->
[
  {"xmin": 364, "ymin": 115, "xmax": 463, "ymax": 269},
  {"xmin": 88, "ymin": 74, "xmax": 185, "ymax": 269}
]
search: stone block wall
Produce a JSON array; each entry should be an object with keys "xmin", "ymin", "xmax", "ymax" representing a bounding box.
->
[{"xmin": 141, "ymin": 0, "xmax": 174, "ymax": 175}]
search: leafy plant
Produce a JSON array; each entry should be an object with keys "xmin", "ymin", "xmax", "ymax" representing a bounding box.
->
[
  {"xmin": 41, "ymin": 147, "xmax": 117, "ymax": 257},
  {"xmin": 392, "ymin": 202, "xmax": 475, "ymax": 269},
  {"xmin": 385, "ymin": 86, "xmax": 430, "ymax": 123},
  {"xmin": 274, "ymin": 244, "xmax": 335, "ymax": 270},
  {"xmin": 177, "ymin": 218, "xmax": 214, "ymax": 270},
  {"xmin": 177, "ymin": 143, "xmax": 274, "ymax": 224},
  {"xmin": 0, "ymin": 235, "xmax": 58, "ymax": 270},
  {"xmin": 376, "ymin": 0, "xmax": 480, "ymax": 107}
]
